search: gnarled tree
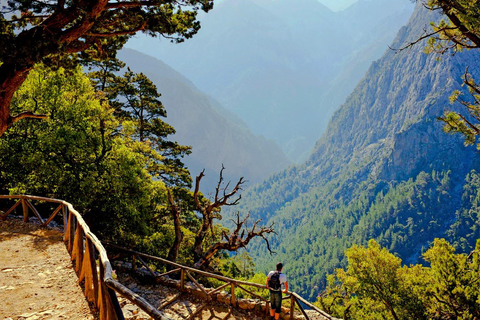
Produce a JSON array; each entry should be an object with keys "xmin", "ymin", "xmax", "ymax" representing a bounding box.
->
[
  {"xmin": 192, "ymin": 167, "xmax": 275, "ymax": 269},
  {"xmin": 0, "ymin": 0, "xmax": 213, "ymax": 136},
  {"xmin": 166, "ymin": 166, "xmax": 275, "ymax": 269}
]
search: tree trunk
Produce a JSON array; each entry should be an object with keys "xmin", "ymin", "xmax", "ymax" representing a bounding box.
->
[
  {"xmin": 166, "ymin": 207, "xmax": 183, "ymax": 264},
  {"xmin": 0, "ymin": 63, "xmax": 34, "ymax": 136},
  {"xmin": 193, "ymin": 222, "xmax": 209, "ymax": 263},
  {"xmin": 194, "ymin": 242, "xmax": 225, "ymax": 269}
]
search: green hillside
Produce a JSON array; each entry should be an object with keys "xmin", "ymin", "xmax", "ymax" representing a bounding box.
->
[{"xmin": 229, "ymin": 3, "xmax": 480, "ymax": 300}]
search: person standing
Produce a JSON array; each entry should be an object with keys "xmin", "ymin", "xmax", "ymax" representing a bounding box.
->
[{"xmin": 266, "ymin": 262, "xmax": 288, "ymax": 320}]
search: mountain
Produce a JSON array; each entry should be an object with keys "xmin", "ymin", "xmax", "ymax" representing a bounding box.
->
[
  {"xmin": 125, "ymin": 0, "xmax": 414, "ymax": 162},
  {"xmin": 117, "ymin": 49, "xmax": 290, "ymax": 190},
  {"xmin": 228, "ymin": 3, "xmax": 480, "ymax": 300}
]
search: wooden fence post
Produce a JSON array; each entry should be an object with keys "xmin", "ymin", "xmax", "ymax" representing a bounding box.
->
[
  {"xmin": 108, "ymin": 287, "xmax": 125, "ymax": 320},
  {"xmin": 71, "ymin": 222, "xmax": 84, "ymax": 275},
  {"xmin": 21, "ymin": 198, "xmax": 28, "ymax": 222},
  {"xmin": 132, "ymin": 255, "xmax": 137, "ymax": 272},
  {"xmin": 231, "ymin": 283, "xmax": 236, "ymax": 306},
  {"xmin": 62, "ymin": 205, "xmax": 67, "ymax": 232},
  {"xmin": 180, "ymin": 268, "xmax": 185, "ymax": 292},
  {"xmin": 290, "ymin": 295, "xmax": 295, "ymax": 320}
]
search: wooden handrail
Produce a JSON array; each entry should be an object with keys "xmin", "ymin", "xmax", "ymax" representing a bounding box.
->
[
  {"xmin": 0, "ymin": 195, "xmax": 169, "ymax": 320},
  {"xmin": 0, "ymin": 195, "xmax": 336, "ymax": 320},
  {"xmin": 105, "ymin": 243, "xmax": 335, "ymax": 320}
]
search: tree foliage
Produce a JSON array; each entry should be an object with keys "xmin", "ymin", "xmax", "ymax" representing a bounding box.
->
[
  {"xmin": 0, "ymin": 64, "xmax": 163, "ymax": 242},
  {"xmin": 86, "ymin": 60, "xmax": 192, "ymax": 187},
  {"xmin": 0, "ymin": 62, "xmax": 267, "ymax": 274},
  {"xmin": 318, "ymin": 238, "xmax": 480, "ymax": 320},
  {"xmin": 0, "ymin": 0, "xmax": 213, "ymax": 136}
]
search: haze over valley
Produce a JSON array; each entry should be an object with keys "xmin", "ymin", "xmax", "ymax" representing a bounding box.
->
[{"xmin": 126, "ymin": 0, "xmax": 414, "ymax": 162}]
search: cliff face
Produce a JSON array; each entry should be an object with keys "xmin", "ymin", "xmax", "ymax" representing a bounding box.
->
[
  {"xmin": 230, "ymin": 3, "xmax": 480, "ymax": 300},
  {"xmin": 308, "ymin": 2, "xmax": 479, "ymax": 183}
]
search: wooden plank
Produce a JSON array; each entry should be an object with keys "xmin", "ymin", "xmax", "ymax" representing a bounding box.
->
[
  {"xmin": 137, "ymin": 255, "xmax": 156, "ymax": 277},
  {"xmin": 25, "ymin": 200, "xmax": 44, "ymax": 224},
  {"xmin": 185, "ymin": 303, "xmax": 206, "ymax": 320},
  {"xmin": 157, "ymin": 292, "xmax": 182, "ymax": 311},
  {"xmin": 1, "ymin": 200, "xmax": 21, "ymax": 219},
  {"xmin": 231, "ymin": 283, "xmax": 236, "ymax": 306},
  {"xmin": 65, "ymin": 211, "xmax": 75, "ymax": 253},
  {"xmin": 89, "ymin": 239, "xmax": 99, "ymax": 307},
  {"xmin": 107, "ymin": 287, "xmax": 125, "ymax": 320},
  {"xmin": 297, "ymin": 299, "xmax": 311, "ymax": 320},
  {"xmin": 98, "ymin": 263, "xmax": 108, "ymax": 320},
  {"xmin": 104, "ymin": 243, "xmax": 267, "ymax": 289},
  {"xmin": 235, "ymin": 284, "xmax": 267, "ymax": 302},
  {"xmin": 290, "ymin": 294, "xmax": 295, "ymax": 320},
  {"xmin": 62, "ymin": 205, "xmax": 67, "ymax": 232},
  {"xmin": 71, "ymin": 223, "xmax": 84, "ymax": 275},
  {"xmin": 43, "ymin": 203, "xmax": 62, "ymax": 226},
  {"xmin": 21, "ymin": 198, "xmax": 28, "ymax": 222},
  {"xmin": 132, "ymin": 255, "xmax": 137, "ymax": 272},
  {"xmin": 106, "ymin": 279, "xmax": 166, "ymax": 320},
  {"xmin": 80, "ymin": 239, "xmax": 96, "ymax": 303},
  {"xmin": 180, "ymin": 269, "xmax": 185, "ymax": 291},
  {"xmin": 0, "ymin": 194, "xmax": 64, "ymax": 204},
  {"xmin": 186, "ymin": 271, "xmax": 209, "ymax": 297},
  {"xmin": 292, "ymin": 293, "xmax": 332, "ymax": 319},
  {"xmin": 156, "ymin": 268, "xmax": 181, "ymax": 279},
  {"xmin": 208, "ymin": 282, "xmax": 230, "ymax": 296}
]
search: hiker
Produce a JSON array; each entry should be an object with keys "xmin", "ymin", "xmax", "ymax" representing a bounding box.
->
[{"xmin": 266, "ymin": 262, "xmax": 288, "ymax": 320}]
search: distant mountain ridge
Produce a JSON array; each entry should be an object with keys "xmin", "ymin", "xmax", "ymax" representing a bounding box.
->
[
  {"xmin": 126, "ymin": 0, "xmax": 414, "ymax": 162},
  {"xmin": 117, "ymin": 49, "xmax": 290, "ymax": 191},
  {"xmin": 228, "ymin": 3, "xmax": 480, "ymax": 300}
]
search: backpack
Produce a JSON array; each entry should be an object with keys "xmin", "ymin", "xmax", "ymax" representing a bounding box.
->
[{"xmin": 268, "ymin": 271, "xmax": 281, "ymax": 290}]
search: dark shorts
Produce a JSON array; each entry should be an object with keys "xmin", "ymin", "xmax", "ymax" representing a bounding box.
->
[{"xmin": 270, "ymin": 290, "xmax": 282, "ymax": 313}]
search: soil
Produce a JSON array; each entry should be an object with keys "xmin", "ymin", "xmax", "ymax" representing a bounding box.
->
[{"xmin": 0, "ymin": 217, "xmax": 95, "ymax": 320}]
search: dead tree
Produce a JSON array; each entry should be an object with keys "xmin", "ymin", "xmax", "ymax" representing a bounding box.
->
[
  {"xmin": 166, "ymin": 189, "xmax": 183, "ymax": 264},
  {"xmin": 194, "ymin": 212, "xmax": 275, "ymax": 269},
  {"xmin": 192, "ymin": 166, "xmax": 275, "ymax": 269}
]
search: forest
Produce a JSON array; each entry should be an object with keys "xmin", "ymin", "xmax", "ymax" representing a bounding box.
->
[{"xmin": 2, "ymin": 1, "xmax": 480, "ymax": 318}]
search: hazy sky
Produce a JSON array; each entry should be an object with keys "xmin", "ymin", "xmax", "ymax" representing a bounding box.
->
[
  {"xmin": 317, "ymin": 0, "xmax": 359, "ymax": 11},
  {"xmin": 214, "ymin": 0, "xmax": 359, "ymax": 12}
]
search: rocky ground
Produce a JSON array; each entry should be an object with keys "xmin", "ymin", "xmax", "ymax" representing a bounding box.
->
[
  {"xmin": 0, "ymin": 217, "xmax": 332, "ymax": 320},
  {"xmin": 116, "ymin": 271, "xmax": 269, "ymax": 320}
]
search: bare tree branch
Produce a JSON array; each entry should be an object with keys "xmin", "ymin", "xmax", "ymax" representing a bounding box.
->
[
  {"xmin": 194, "ymin": 212, "xmax": 276, "ymax": 269},
  {"xmin": 191, "ymin": 167, "xmax": 272, "ymax": 269},
  {"xmin": 390, "ymin": 26, "xmax": 458, "ymax": 53}
]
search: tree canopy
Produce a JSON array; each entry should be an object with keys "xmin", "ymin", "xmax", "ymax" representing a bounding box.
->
[
  {"xmin": 0, "ymin": 0, "xmax": 213, "ymax": 136},
  {"xmin": 419, "ymin": 0, "xmax": 480, "ymax": 148},
  {"xmin": 318, "ymin": 239, "xmax": 480, "ymax": 320}
]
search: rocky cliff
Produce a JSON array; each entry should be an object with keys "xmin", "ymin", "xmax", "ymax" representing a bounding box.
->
[{"xmin": 230, "ymin": 3, "xmax": 480, "ymax": 300}]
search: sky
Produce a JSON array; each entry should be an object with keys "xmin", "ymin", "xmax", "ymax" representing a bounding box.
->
[
  {"xmin": 317, "ymin": 0, "xmax": 359, "ymax": 11},
  {"xmin": 214, "ymin": 0, "xmax": 359, "ymax": 12}
]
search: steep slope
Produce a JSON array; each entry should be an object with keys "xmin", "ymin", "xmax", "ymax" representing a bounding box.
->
[
  {"xmin": 126, "ymin": 0, "xmax": 413, "ymax": 162},
  {"xmin": 117, "ymin": 49, "xmax": 290, "ymax": 190},
  {"xmin": 231, "ymin": 3, "xmax": 480, "ymax": 300}
]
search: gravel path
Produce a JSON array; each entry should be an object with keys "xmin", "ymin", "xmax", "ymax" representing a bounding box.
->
[{"xmin": 0, "ymin": 218, "xmax": 95, "ymax": 320}]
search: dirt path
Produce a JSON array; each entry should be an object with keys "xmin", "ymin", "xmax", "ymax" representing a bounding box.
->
[{"xmin": 0, "ymin": 218, "xmax": 95, "ymax": 320}]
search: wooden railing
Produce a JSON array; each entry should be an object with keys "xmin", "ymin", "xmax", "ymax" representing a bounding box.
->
[
  {"xmin": 106, "ymin": 244, "xmax": 334, "ymax": 320},
  {"xmin": 0, "ymin": 195, "xmax": 167, "ymax": 320},
  {"xmin": 0, "ymin": 195, "xmax": 335, "ymax": 320}
]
